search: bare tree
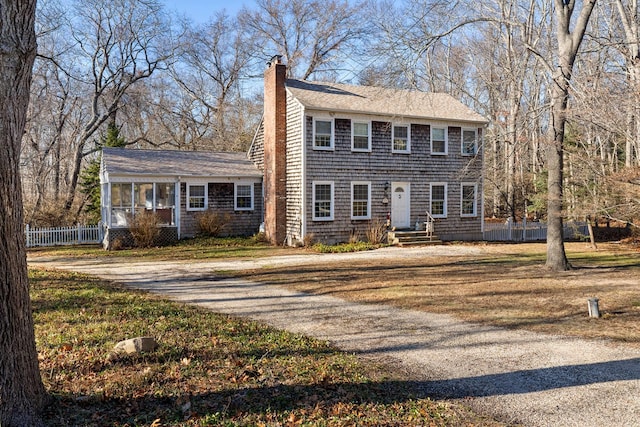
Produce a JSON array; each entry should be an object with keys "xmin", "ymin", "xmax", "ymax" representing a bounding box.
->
[
  {"xmin": 613, "ymin": 0, "xmax": 640, "ymax": 167},
  {"xmin": 0, "ymin": 1, "xmax": 48, "ymax": 425},
  {"xmin": 239, "ymin": 0, "xmax": 367, "ymax": 79},
  {"xmin": 546, "ymin": 0, "xmax": 597, "ymax": 271},
  {"xmin": 171, "ymin": 12, "xmax": 255, "ymax": 150},
  {"xmin": 61, "ymin": 0, "xmax": 173, "ymax": 212}
]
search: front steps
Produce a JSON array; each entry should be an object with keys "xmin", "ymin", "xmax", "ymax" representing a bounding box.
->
[{"xmin": 388, "ymin": 229, "xmax": 442, "ymax": 246}]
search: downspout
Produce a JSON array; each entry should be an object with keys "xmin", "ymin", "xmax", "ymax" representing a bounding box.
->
[
  {"xmin": 300, "ymin": 105, "xmax": 307, "ymax": 241},
  {"xmin": 480, "ymin": 125, "xmax": 486, "ymax": 235},
  {"xmin": 260, "ymin": 179, "xmax": 265, "ymax": 232},
  {"xmin": 176, "ymin": 177, "xmax": 181, "ymax": 239}
]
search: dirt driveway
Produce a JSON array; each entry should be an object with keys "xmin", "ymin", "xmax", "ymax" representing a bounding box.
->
[{"xmin": 29, "ymin": 246, "xmax": 640, "ymax": 427}]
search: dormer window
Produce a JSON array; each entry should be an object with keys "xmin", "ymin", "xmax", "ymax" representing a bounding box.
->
[{"xmin": 313, "ymin": 119, "xmax": 334, "ymax": 150}]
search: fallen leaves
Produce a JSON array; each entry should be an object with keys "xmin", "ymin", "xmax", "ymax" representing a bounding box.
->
[{"xmin": 32, "ymin": 268, "xmax": 503, "ymax": 427}]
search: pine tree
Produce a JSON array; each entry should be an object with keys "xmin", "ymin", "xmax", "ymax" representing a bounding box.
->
[{"xmin": 79, "ymin": 121, "xmax": 126, "ymax": 223}]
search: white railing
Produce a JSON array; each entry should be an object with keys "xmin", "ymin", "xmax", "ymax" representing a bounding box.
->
[
  {"xmin": 483, "ymin": 219, "xmax": 588, "ymax": 242},
  {"xmin": 25, "ymin": 223, "xmax": 104, "ymax": 248},
  {"xmin": 424, "ymin": 211, "xmax": 435, "ymax": 240}
]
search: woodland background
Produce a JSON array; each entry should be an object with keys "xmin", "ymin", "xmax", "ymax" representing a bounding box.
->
[{"xmin": 22, "ymin": 0, "xmax": 640, "ymax": 229}]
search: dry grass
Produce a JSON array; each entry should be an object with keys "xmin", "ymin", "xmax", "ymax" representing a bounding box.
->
[
  {"xmin": 31, "ymin": 268, "xmax": 502, "ymax": 426},
  {"xmin": 228, "ymin": 242, "xmax": 640, "ymax": 346}
]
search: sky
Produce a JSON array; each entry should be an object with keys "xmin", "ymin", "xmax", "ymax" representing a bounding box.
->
[{"xmin": 161, "ymin": 0, "xmax": 256, "ymax": 22}]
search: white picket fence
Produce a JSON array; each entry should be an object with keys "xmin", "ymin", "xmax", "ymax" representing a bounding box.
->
[
  {"xmin": 25, "ymin": 223, "xmax": 104, "ymax": 248},
  {"xmin": 483, "ymin": 219, "xmax": 588, "ymax": 242}
]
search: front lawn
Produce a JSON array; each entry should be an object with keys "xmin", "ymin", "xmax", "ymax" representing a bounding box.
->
[
  {"xmin": 28, "ymin": 236, "xmax": 287, "ymax": 261},
  {"xmin": 31, "ymin": 268, "xmax": 501, "ymax": 426},
  {"xmin": 228, "ymin": 242, "xmax": 640, "ymax": 346}
]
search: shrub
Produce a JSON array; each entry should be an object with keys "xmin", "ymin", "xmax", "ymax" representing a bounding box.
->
[
  {"xmin": 303, "ymin": 233, "xmax": 316, "ymax": 247},
  {"xmin": 251, "ymin": 231, "xmax": 270, "ymax": 244},
  {"xmin": 312, "ymin": 241, "xmax": 378, "ymax": 253},
  {"xmin": 26, "ymin": 201, "xmax": 75, "ymax": 227},
  {"xmin": 129, "ymin": 211, "xmax": 161, "ymax": 248},
  {"xmin": 110, "ymin": 237, "xmax": 125, "ymax": 251},
  {"xmin": 195, "ymin": 211, "xmax": 230, "ymax": 237},
  {"xmin": 366, "ymin": 218, "xmax": 388, "ymax": 244}
]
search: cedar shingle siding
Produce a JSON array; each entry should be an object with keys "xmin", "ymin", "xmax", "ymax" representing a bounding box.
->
[
  {"xmin": 285, "ymin": 91, "xmax": 304, "ymax": 242},
  {"xmin": 180, "ymin": 182, "xmax": 263, "ymax": 238},
  {"xmin": 302, "ymin": 116, "xmax": 483, "ymax": 244},
  {"xmin": 252, "ymin": 60, "xmax": 488, "ymax": 245},
  {"xmin": 100, "ymin": 148, "xmax": 263, "ymax": 249}
]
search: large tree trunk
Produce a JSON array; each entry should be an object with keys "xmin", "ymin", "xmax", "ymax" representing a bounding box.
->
[
  {"xmin": 0, "ymin": 1, "xmax": 48, "ymax": 425},
  {"xmin": 546, "ymin": 0, "xmax": 597, "ymax": 271},
  {"xmin": 547, "ymin": 73, "xmax": 571, "ymax": 270}
]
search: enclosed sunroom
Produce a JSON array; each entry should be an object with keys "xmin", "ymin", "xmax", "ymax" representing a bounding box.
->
[{"xmin": 100, "ymin": 147, "xmax": 263, "ymax": 249}]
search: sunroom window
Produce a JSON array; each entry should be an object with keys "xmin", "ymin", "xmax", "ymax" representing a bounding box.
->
[
  {"xmin": 111, "ymin": 183, "xmax": 133, "ymax": 226},
  {"xmin": 110, "ymin": 182, "xmax": 175, "ymax": 226}
]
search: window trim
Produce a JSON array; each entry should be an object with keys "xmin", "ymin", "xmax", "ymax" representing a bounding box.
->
[
  {"xmin": 350, "ymin": 181, "xmax": 371, "ymax": 220},
  {"xmin": 430, "ymin": 182, "xmax": 448, "ymax": 218},
  {"xmin": 460, "ymin": 182, "xmax": 478, "ymax": 217},
  {"xmin": 392, "ymin": 124, "xmax": 411, "ymax": 153},
  {"xmin": 234, "ymin": 182, "xmax": 254, "ymax": 211},
  {"xmin": 187, "ymin": 183, "xmax": 207, "ymax": 211},
  {"xmin": 312, "ymin": 181, "xmax": 334, "ymax": 221},
  {"xmin": 351, "ymin": 120, "xmax": 371, "ymax": 152},
  {"xmin": 313, "ymin": 118, "xmax": 334, "ymax": 150},
  {"xmin": 462, "ymin": 128, "xmax": 478, "ymax": 156},
  {"xmin": 431, "ymin": 126, "xmax": 448, "ymax": 155}
]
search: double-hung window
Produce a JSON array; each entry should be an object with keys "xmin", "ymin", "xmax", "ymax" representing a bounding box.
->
[
  {"xmin": 351, "ymin": 182, "xmax": 371, "ymax": 220},
  {"xmin": 313, "ymin": 119, "xmax": 334, "ymax": 150},
  {"xmin": 462, "ymin": 128, "xmax": 478, "ymax": 156},
  {"xmin": 461, "ymin": 183, "xmax": 477, "ymax": 217},
  {"xmin": 313, "ymin": 181, "xmax": 334, "ymax": 221},
  {"xmin": 235, "ymin": 183, "xmax": 254, "ymax": 210},
  {"xmin": 430, "ymin": 183, "xmax": 447, "ymax": 218},
  {"xmin": 187, "ymin": 184, "xmax": 207, "ymax": 211},
  {"xmin": 431, "ymin": 127, "xmax": 447, "ymax": 155},
  {"xmin": 392, "ymin": 124, "xmax": 410, "ymax": 153},
  {"xmin": 352, "ymin": 121, "xmax": 371, "ymax": 151}
]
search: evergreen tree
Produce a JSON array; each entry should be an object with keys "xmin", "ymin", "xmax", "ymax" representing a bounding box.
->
[{"xmin": 79, "ymin": 121, "xmax": 126, "ymax": 223}]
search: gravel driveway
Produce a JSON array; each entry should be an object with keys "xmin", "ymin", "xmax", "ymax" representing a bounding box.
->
[{"xmin": 29, "ymin": 246, "xmax": 640, "ymax": 427}]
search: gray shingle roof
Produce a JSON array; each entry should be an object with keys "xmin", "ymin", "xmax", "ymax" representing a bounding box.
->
[
  {"xmin": 286, "ymin": 79, "xmax": 488, "ymax": 124},
  {"xmin": 102, "ymin": 148, "xmax": 261, "ymax": 178}
]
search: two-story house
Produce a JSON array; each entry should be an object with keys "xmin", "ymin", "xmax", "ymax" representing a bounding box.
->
[{"xmin": 249, "ymin": 56, "xmax": 489, "ymax": 246}]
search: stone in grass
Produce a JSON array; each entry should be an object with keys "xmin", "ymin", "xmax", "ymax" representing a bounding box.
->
[{"xmin": 113, "ymin": 336, "xmax": 158, "ymax": 355}]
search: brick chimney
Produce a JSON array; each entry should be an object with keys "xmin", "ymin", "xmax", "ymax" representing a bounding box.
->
[{"xmin": 263, "ymin": 55, "xmax": 287, "ymax": 245}]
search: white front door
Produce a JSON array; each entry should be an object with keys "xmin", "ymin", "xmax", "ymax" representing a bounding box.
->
[{"xmin": 391, "ymin": 182, "xmax": 410, "ymax": 229}]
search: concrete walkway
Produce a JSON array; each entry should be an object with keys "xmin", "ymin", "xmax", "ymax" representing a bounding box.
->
[{"xmin": 29, "ymin": 247, "xmax": 640, "ymax": 427}]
